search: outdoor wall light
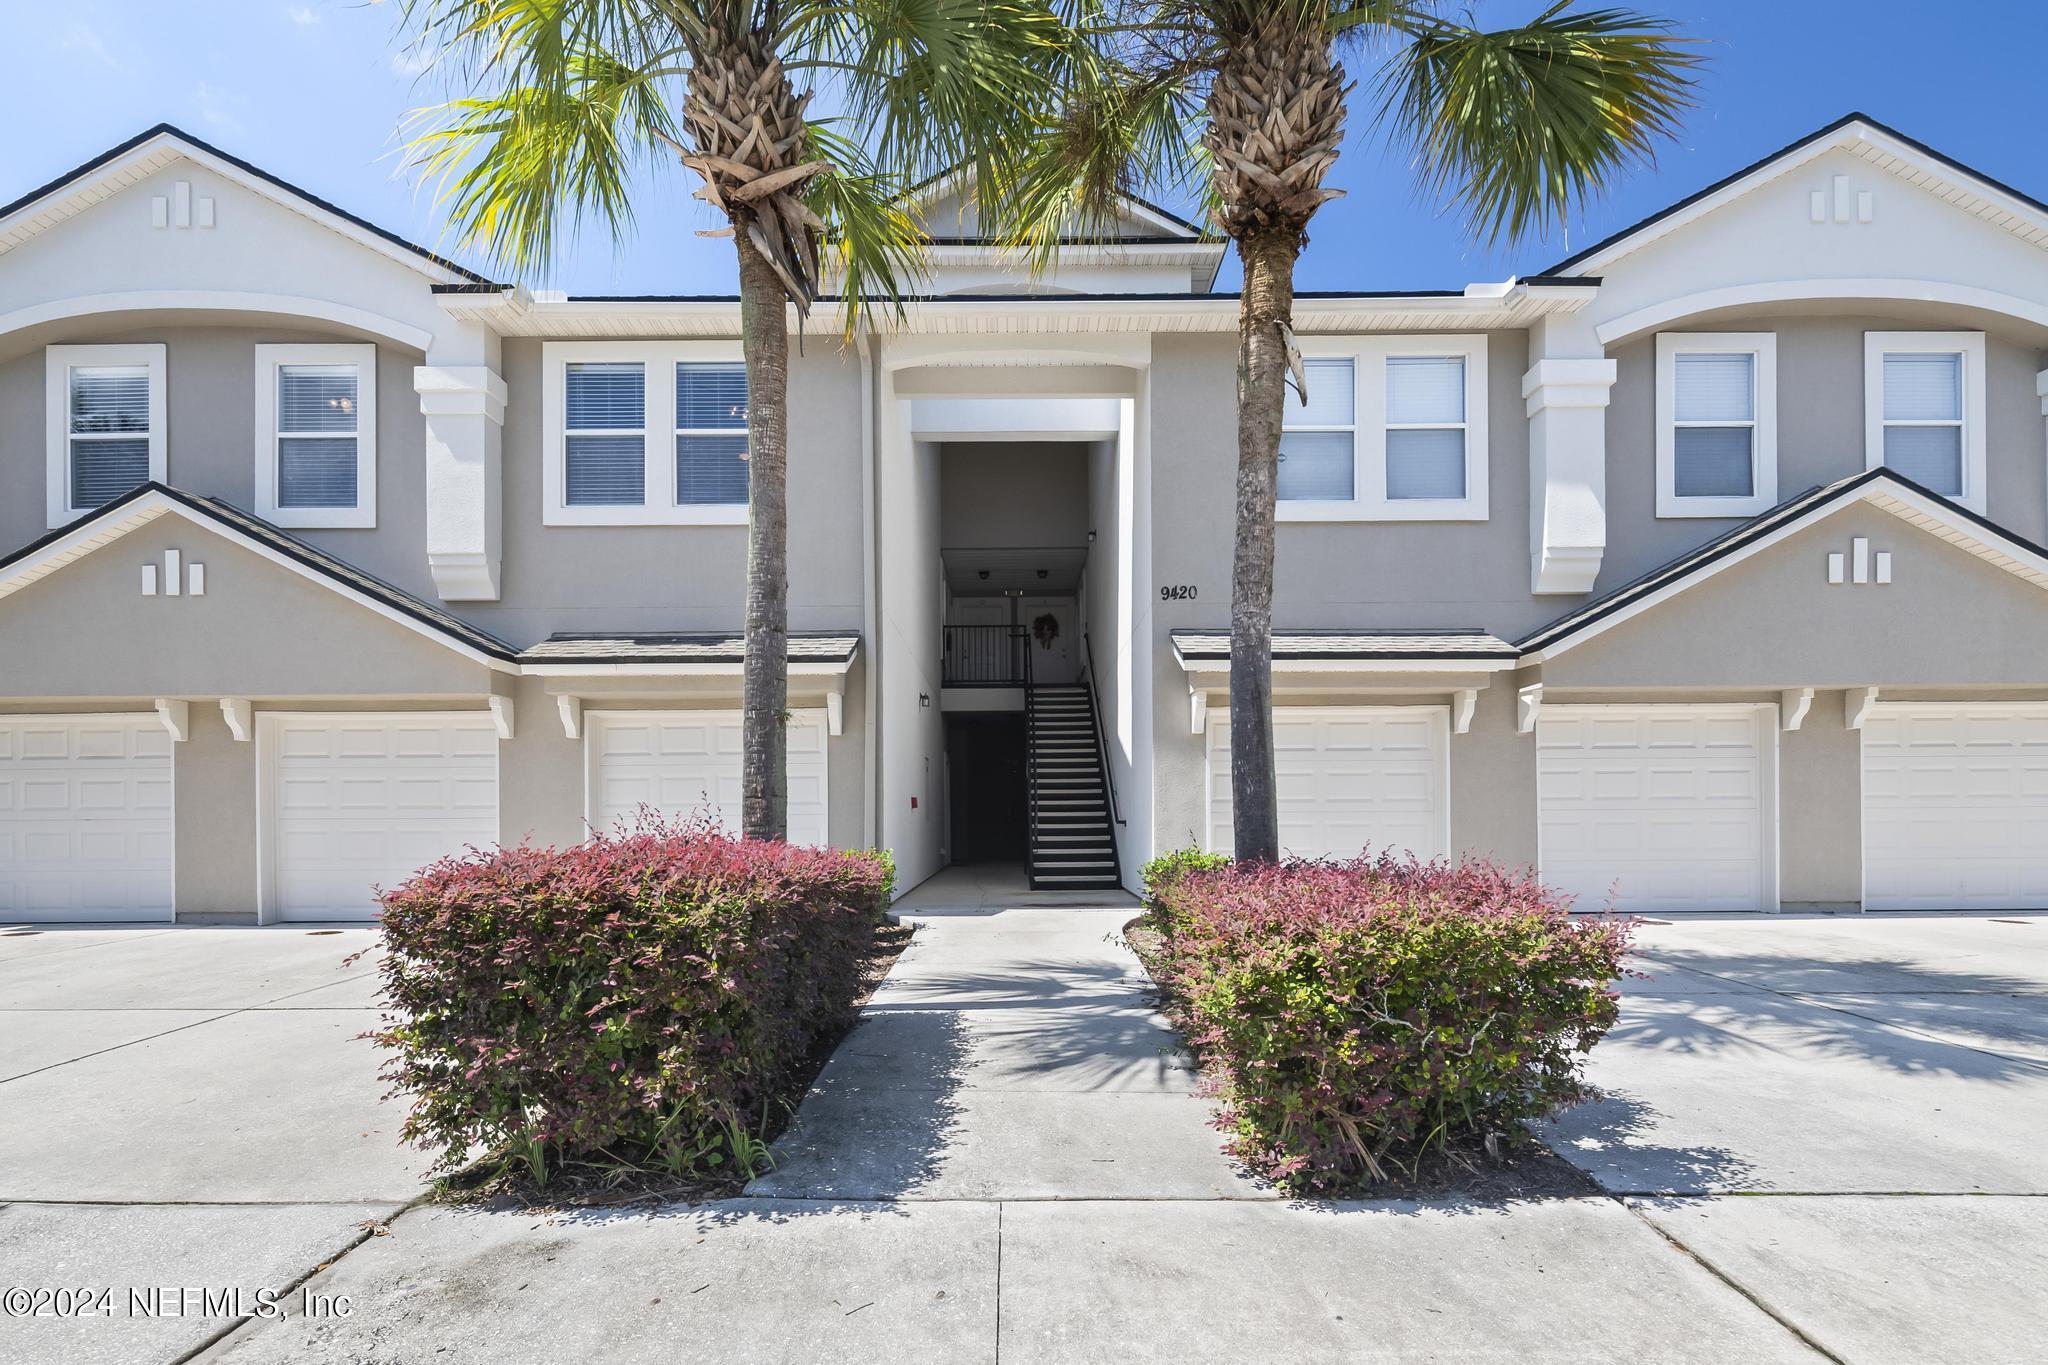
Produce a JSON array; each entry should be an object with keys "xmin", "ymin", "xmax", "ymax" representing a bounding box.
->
[
  {"xmin": 977, "ymin": 569, "xmax": 990, "ymax": 580},
  {"xmin": 1036, "ymin": 569, "xmax": 1048, "ymax": 579},
  {"xmin": 918, "ymin": 692, "xmax": 931, "ymax": 708}
]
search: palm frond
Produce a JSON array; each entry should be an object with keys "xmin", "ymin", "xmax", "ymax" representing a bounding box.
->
[
  {"xmin": 401, "ymin": 0, "xmax": 681, "ymax": 274},
  {"xmin": 1374, "ymin": 2, "xmax": 1700, "ymax": 244}
]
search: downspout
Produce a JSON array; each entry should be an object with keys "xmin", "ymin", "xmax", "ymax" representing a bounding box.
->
[{"xmin": 857, "ymin": 328, "xmax": 880, "ymax": 851}]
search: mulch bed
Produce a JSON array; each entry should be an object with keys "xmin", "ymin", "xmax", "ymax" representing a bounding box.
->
[
  {"xmin": 1122, "ymin": 914, "xmax": 1601, "ymax": 1203},
  {"xmin": 436, "ymin": 918, "xmax": 917, "ymax": 1212}
]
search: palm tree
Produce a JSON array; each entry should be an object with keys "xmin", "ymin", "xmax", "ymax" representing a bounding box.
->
[
  {"xmin": 994, "ymin": 1, "xmax": 1696, "ymax": 862},
  {"xmin": 399, "ymin": 0, "xmax": 1052, "ymax": 839}
]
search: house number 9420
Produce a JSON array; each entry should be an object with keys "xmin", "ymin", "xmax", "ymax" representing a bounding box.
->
[{"xmin": 1159, "ymin": 585, "xmax": 1198, "ymax": 601}]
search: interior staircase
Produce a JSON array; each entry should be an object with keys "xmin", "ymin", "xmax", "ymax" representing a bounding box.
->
[{"xmin": 1025, "ymin": 683, "xmax": 1123, "ymax": 891}]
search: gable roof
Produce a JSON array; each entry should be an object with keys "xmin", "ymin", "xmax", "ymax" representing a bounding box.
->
[
  {"xmin": 1517, "ymin": 468, "xmax": 2048, "ymax": 662},
  {"xmin": 902, "ymin": 165, "xmax": 1211, "ymax": 242},
  {"xmin": 0, "ymin": 124, "xmax": 494, "ymax": 285},
  {"xmin": 0, "ymin": 484, "xmax": 519, "ymax": 669},
  {"xmin": 1543, "ymin": 113, "xmax": 2048, "ymax": 276}
]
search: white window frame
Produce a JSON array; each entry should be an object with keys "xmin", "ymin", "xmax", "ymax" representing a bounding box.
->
[
  {"xmin": 252, "ymin": 343, "xmax": 377, "ymax": 529},
  {"xmin": 1655, "ymin": 332, "xmax": 1777, "ymax": 519},
  {"xmin": 543, "ymin": 340, "xmax": 749, "ymax": 526},
  {"xmin": 1864, "ymin": 331, "xmax": 1986, "ymax": 513},
  {"xmin": 45, "ymin": 343, "xmax": 167, "ymax": 528},
  {"xmin": 1276, "ymin": 335, "xmax": 1489, "ymax": 522}
]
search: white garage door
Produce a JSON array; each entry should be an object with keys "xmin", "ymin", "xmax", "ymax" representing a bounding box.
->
[
  {"xmin": 262, "ymin": 713, "xmax": 500, "ymax": 921},
  {"xmin": 1206, "ymin": 707, "xmax": 1448, "ymax": 861},
  {"xmin": 588, "ymin": 710, "xmax": 829, "ymax": 846},
  {"xmin": 0, "ymin": 716, "xmax": 174, "ymax": 923},
  {"xmin": 1863, "ymin": 705, "xmax": 2048, "ymax": 910},
  {"xmin": 1539, "ymin": 705, "xmax": 1774, "ymax": 913}
]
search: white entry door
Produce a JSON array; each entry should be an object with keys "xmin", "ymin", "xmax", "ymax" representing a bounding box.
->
[
  {"xmin": 262, "ymin": 713, "xmax": 500, "ymax": 922},
  {"xmin": 1862, "ymin": 705, "xmax": 2048, "ymax": 910},
  {"xmin": 1538, "ymin": 705, "xmax": 1774, "ymax": 913},
  {"xmin": 0, "ymin": 716, "xmax": 174, "ymax": 923},
  {"xmin": 1207, "ymin": 707, "xmax": 1449, "ymax": 861},
  {"xmin": 1018, "ymin": 595, "xmax": 1080, "ymax": 685},
  {"xmin": 587, "ymin": 710, "xmax": 829, "ymax": 846}
]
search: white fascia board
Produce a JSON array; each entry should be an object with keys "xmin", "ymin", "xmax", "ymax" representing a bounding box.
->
[
  {"xmin": 0, "ymin": 133, "xmax": 475, "ymax": 285},
  {"xmin": 0, "ymin": 492, "xmax": 518, "ymax": 674},
  {"xmin": 520, "ymin": 661, "xmax": 855, "ymax": 678},
  {"xmin": 467, "ymin": 282, "xmax": 1594, "ymax": 339},
  {"xmin": 1172, "ymin": 655, "xmax": 1512, "ymax": 676},
  {"xmin": 1517, "ymin": 475, "xmax": 2048, "ymax": 666}
]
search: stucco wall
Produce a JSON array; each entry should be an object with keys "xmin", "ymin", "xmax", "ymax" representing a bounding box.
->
[
  {"xmin": 454, "ymin": 338, "xmax": 867, "ymax": 648},
  {"xmin": 0, "ymin": 323, "xmax": 433, "ymax": 595},
  {"xmin": 0, "ymin": 517, "xmax": 497, "ymax": 699},
  {"xmin": 173, "ymin": 701, "xmax": 258, "ymax": 923},
  {"xmin": 939, "ymin": 441, "xmax": 1090, "ymax": 549},
  {"xmin": 1543, "ymin": 501, "xmax": 2048, "ymax": 689},
  {"xmin": 1778, "ymin": 687, "xmax": 1862, "ymax": 911},
  {"xmin": 1600, "ymin": 310, "xmax": 2048, "ymax": 589}
]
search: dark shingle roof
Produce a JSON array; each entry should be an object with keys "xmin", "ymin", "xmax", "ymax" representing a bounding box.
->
[
  {"xmin": 1171, "ymin": 628, "xmax": 1518, "ymax": 663},
  {"xmin": 520, "ymin": 633, "xmax": 861, "ymax": 665}
]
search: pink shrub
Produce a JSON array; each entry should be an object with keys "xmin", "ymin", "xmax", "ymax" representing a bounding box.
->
[
  {"xmin": 1145, "ymin": 851, "xmax": 1632, "ymax": 1193},
  {"xmin": 368, "ymin": 816, "xmax": 893, "ymax": 1183}
]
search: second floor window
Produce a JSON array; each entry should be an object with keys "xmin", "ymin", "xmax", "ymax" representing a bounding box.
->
[
  {"xmin": 1656, "ymin": 333, "xmax": 1777, "ymax": 518},
  {"xmin": 565, "ymin": 362, "xmax": 647, "ymax": 505},
  {"xmin": 1277, "ymin": 337, "xmax": 1489, "ymax": 521},
  {"xmin": 544, "ymin": 343, "xmax": 749, "ymax": 525},
  {"xmin": 45, "ymin": 344, "xmax": 167, "ymax": 528},
  {"xmin": 1866, "ymin": 333, "xmax": 1984, "ymax": 510},
  {"xmin": 676, "ymin": 363, "xmax": 749, "ymax": 504},
  {"xmin": 255, "ymin": 344, "xmax": 376, "ymax": 528}
]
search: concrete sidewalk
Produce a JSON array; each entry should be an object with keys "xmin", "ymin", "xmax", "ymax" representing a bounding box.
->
[
  {"xmin": 747, "ymin": 892, "xmax": 1263, "ymax": 1201},
  {"xmin": 8, "ymin": 896, "xmax": 2048, "ymax": 1362}
]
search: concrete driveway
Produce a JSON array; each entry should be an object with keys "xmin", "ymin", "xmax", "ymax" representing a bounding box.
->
[
  {"xmin": 0, "ymin": 924, "xmax": 419, "ymax": 1364},
  {"xmin": 1, "ymin": 908, "xmax": 2042, "ymax": 1363}
]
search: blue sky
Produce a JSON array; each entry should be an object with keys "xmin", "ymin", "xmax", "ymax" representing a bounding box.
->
[{"xmin": 2, "ymin": 2, "xmax": 2043, "ymax": 295}]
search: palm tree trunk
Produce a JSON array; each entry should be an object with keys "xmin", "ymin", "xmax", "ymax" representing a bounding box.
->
[
  {"xmin": 738, "ymin": 229, "xmax": 790, "ymax": 841},
  {"xmin": 1228, "ymin": 228, "xmax": 1301, "ymax": 864}
]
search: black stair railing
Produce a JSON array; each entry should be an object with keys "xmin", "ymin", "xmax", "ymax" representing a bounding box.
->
[{"xmin": 943, "ymin": 625, "xmax": 1027, "ymax": 686}]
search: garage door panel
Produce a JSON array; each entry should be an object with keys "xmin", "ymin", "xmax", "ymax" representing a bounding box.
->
[
  {"xmin": 1207, "ymin": 708, "xmax": 1448, "ymax": 862},
  {"xmin": 266, "ymin": 714, "xmax": 500, "ymax": 922},
  {"xmin": 589, "ymin": 711, "xmax": 828, "ymax": 847},
  {"xmin": 1539, "ymin": 706, "xmax": 1771, "ymax": 914},
  {"xmin": 0, "ymin": 716, "xmax": 175, "ymax": 922},
  {"xmin": 1864, "ymin": 707, "xmax": 2048, "ymax": 911}
]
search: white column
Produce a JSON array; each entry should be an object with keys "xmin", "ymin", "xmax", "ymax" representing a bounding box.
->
[
  {"xmin": 1525, "ymin": 316, "xmax": 1618, "ymax": 595},
  {"xmin": 2037, "ymin": 368, "xmax": 2048, "ymax": 528},
  {"xmin": 415, "ymin": 352, "xmax": 508, "ymax": 602}
]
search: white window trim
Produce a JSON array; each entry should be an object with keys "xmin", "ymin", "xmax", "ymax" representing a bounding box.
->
[
  {"xmin": 1655, "ymin": 332, "xmax": 1777, "ymax": 519},
  {"xmin": 252, "ymin": 343, "xmax": 377, "ymax": 529},
  {"xmin": 1276, "ymin": 334, "xmax": 1490, "ymax": 522},
  {"xmin": 45, "ymin": 343, "xmax": 167, "ymax": 528},
  {"xmin": 543, "ymin": 340, "xmax": 749, "ymax": 526},
  {"xmin": 1864, "ymin": 330, "xmax": 1987, "ymax": 513}
]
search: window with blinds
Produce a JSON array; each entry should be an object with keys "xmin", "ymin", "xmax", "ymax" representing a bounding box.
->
[
  {"xmin": 275, "ymin": 364, "xmax": 360, "ymax": 508},
  {"xmin": 66, "ymin": 365, "xmax": 153, "ymax": 509},
  {"xmin": 1277, "ymin": 358, "xmax": 1356, "ymax": 500},
  {"xmin": 1879, "ymin": 351, "xmax": 1963, "ymax": 495},
  {"xmin": 1384, "ymin": 356, "xmax": 1467, "ymax": 500},
  {"xmin": 676, "ymin": 362, "xmax": 748, "ymax": 505},
  {"xmin": 565, "ymin": 361, "xmax": 647, "ymax": 505},
  {"xmin": 1671, "ymin": 352, "xmax": 1755, "ymax": 498}
]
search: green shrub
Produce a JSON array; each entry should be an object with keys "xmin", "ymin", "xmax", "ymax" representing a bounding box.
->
[
  {"xmin": 368, "ymin": 817, "xmax": 892, "ymax": 1186},
  {"xmin": 1148, "ymin": 855, "xmax": 1632, "ymax": 1192},
  {"xmin": 1141, "ymin": 847, "xmax": 1229, "ymax": 916}
]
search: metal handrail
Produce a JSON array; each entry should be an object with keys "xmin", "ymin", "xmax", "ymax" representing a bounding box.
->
[
  {"xmin": 942, "ymin": 624, "xmax": 1028, "ymax": 686},
  {"xmin": 1081, "ymin": 631, "xmax": 1126, "ymax": 828},
  {"xmin": 1023, "ymin": 629, "xmax": 1039, "ymax": 883}
]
